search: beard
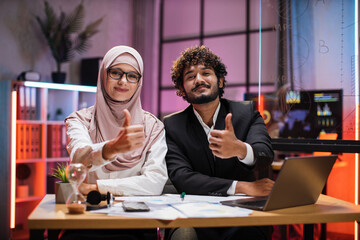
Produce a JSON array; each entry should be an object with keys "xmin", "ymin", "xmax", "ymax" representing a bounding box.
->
[{"xmin": 184, "ymin": 83, "xmax": 220, "ymax": 104}]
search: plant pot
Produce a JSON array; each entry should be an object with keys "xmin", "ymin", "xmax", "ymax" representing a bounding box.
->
[
  {"xmin": 55, "ymin": 182, "xmax": 73, "ymax": 204},
  {"xmin": 52, "ymin": 72, "xmax": 66, "ymax": 84}
]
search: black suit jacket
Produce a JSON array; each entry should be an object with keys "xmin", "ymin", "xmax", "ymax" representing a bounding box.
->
[{"xmin": 164, "ymin": 98, "xmax": 274, "ymax": 196}]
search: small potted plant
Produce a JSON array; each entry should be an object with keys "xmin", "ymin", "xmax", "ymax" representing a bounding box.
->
[
  {"xmin": 55, "ymin": 108, "xmax": 64, "ymax": 121},
  {"xmin": 52, "ymin": 162, "xmax": 73, "ymax": 203},
  {"xmin": 35, "ymin": 1, "xmax": 103, "ymax": 83}
]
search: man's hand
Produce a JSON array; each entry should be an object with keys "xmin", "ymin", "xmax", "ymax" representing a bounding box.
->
[
  {"xmin": 102, "ymin": 109, "xmax": 145, "ymax": 160},
  {"xmin": 235, "ymin": 178, "xmax": 275, "ymax": 196},
  {"xmin": 209, "ymin": 113, "xmax": 246, "ymax": 159}
]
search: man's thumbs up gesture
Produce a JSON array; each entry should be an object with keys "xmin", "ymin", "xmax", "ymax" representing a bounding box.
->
[
  {"xmin": 102, "ymin": 109, "xmax": 145, "ymax": 160},
  {"xmin": 209, "ymin": 113, "xmax": 247, "ymax": 159}
]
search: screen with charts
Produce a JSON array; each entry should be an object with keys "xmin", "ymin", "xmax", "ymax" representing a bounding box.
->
[{"xmin": 244, "ymin": 89, "xmax": 343, "ymax": 140}]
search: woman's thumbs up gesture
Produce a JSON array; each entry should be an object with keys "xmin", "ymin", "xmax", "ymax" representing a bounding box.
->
[{"xmin": 102, "ymin": 109, "xmax": 145, "ymax": 160}]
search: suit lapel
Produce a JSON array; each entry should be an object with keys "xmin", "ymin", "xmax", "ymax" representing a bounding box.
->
[
  {"xmin": 214, "ymin": 102, "xmax": 228, "ymax": 163},
  {"xmin": 214, "ymin": 102, "xmax": 227, "ymax": 130},
  {"xmin": 188, "ymin": 108, "xmax": 215, "ymax": 175}
]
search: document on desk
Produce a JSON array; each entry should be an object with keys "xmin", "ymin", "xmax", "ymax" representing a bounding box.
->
[
  {"xmin": 110, "ymin": 203, "xmax": 186, "ymax": 220},
  {"xmin": 171, "ymin": 202, "xmax": 252, "ymax": 218},
  {"xmin": 89, "ymin": 194, "xmax": 252, "ymax": 219},
  {"xmin": 115, "ymin": 194, "xmax": 250, "ymax": 204}
]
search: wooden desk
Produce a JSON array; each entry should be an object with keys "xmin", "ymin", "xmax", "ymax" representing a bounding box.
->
[{"xmin": 29, "ymin": 194, "xmax": 360, "ymax": 240}]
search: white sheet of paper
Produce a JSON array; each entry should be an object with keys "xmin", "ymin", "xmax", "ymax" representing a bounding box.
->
[
  {"xmin": 108, "ymin": 204, "xmax": 186, "ymax": 220},
  {"xmin": 171, "ymin": 202, "xmax": 252, "ymax": 218},
  {"xmin": 115, "ymin": 194, "xmax": 250, "ymax": 205},
  {"xmin": 89, "ymin": 202, "xmax": 185, "ymax": 220},
  {"xmin": 90, "ymin": 194, "xmax": 252, "ymax": 219}
]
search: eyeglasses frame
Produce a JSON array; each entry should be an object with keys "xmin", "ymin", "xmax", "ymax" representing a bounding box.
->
[{"xmin": 107, "ymin": 67, "xmax": 141, "ymax": 83}]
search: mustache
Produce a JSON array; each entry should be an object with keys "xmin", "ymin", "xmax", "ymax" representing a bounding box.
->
[{"xmin": 192, "ymin": 83, "xmax": 210, "ymax": 91}]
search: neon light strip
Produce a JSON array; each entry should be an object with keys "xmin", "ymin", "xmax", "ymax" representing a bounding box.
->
[
  {"xmin": 10, "ymin": 91, "xmax": 17, "ymax": 229},
  {"xmin": 24, "ymin": 81, "xmax": 97, "ymax": 93},
  {"xmin": 258, "ymin": 0, "xmax": 262, "ymax": 107},
  {"xmin": 356, "ymin": 106, "xmax": 359, "ymax": 240},
  {"xmin": 354, "ymin": 0, "xmax": 359, "ymax": 238},
  {"xmin": 355, "ymin": 0, "xmax": 359, "ymax": 132}
]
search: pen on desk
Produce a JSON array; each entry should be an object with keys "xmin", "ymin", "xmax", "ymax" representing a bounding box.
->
[{"xmin": 181, "ymin": 192, "xmax": 186, "ymax": 201}]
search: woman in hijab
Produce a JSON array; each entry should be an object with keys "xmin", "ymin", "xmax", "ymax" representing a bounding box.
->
[{"xmin": 65, "ymin": 45, "xmax": 167, "ymax": 196}]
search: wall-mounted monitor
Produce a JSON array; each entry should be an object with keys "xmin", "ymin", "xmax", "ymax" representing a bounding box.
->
[{"xmin": 244, "ymin": 89, "xmax": 343, "ymax": 139}]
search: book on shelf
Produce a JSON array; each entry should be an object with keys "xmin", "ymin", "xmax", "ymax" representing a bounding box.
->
[
  {"xmin": 30, "ymin": 124, "xmax": 42, "ymax": 159},
  {"xmin": 25, "ymin": 87, "xmax": 31, "ymax": 121},
  {"xmin": 34, "ymin": 124, "xmax": 41, "ymax": 159},
  {"xmin": 47, "ymin": 125, "xmax": 53, "ymax": 158},
  {"xmin": 24, "ymin": 124, "xmax": 30, "ymax": 159},
  {"xmin": 61, "ymin": 125, "xmax": 68, "ymax": 157},
  {"xmin": 54, "ymin": 125, "xmax": 61, "ymax": 158},
  {"xmin": 17, "ymin": 85, "xmax": 26, "ymax": 120},
  {"xmin": 16, "ymin": 123, "xmax": 42, "ymax": 160},
  {"xmin": 17, "ymin": 86, "xmax": 38, "ymax": 120},
  {"xmin": 47, "ymin": 124, "xmax": 67, "ymax": 158},
  {"xmin": 30, "ymin": 87, "xmax": 37, "ymax": 120},
  {"xmin": 30, "ymin": 124, "xmax": 35, "ymax": 158},
  {"xmin": 16, "ymin": 124, "xmax": 25, "ymax": 160}
]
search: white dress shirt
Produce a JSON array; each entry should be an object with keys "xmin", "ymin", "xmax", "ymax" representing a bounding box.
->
[{"xmin": 193, "ymin": 102, "xmax": 255, "ymax": 195}]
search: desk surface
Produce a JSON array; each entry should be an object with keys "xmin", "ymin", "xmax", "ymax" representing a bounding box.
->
[{"xmin": 28, "ymin": 194, "xmax": 360, "ymax": 230}]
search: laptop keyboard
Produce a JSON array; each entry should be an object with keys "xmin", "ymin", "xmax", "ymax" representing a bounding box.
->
[
  {"xmin": 240, "ymin": 199, "xmax": 267, "ymax": 207},
  {"xmin": 221, "ymin": 197, "xmax": 268, "ymax": 210}
]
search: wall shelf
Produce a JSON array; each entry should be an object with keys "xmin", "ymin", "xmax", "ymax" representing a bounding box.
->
[{"xmin": 1, "ymin": 80, "xmax": 96, "ymax": 237}]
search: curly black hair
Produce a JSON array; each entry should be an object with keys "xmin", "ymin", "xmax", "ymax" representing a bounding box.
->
[{"xmin": 171, "ymin": 45, "xmax": 227, "ymax": 98}]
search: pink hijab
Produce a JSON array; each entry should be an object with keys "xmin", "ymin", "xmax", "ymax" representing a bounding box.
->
[{"xmin": 67, "ymin": 46, "xmax": 164, "ymax": 171}]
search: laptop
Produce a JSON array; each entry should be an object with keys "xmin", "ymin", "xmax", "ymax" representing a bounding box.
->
[{"xmin": 220, "ymin": 155, "xmax": 337, "ymax": 211}]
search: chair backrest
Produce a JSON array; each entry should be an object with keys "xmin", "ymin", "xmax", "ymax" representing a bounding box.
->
[{"xmin": 161, "ymin": 179, "xmax": 178, "ymax": 194}]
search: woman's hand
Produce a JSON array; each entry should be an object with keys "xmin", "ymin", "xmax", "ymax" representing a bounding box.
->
[
  {"xmin": 102, "ymin": 109, "xmax": 145, "ymax": 160},
  {"xmin": 79, "ymin": 182, "xmax": 98, "ymax": 195}
]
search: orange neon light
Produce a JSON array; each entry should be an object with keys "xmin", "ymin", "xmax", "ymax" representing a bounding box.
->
[
  {"xmin": 354, "ymin": 0, "xmax": 359, "ymax": 237},
  {"xmin": 356, "ymin": 104, "xmax": 359, "ymax": 204},
  {"xmin": 355, "ymin": 104, "xmax": 359, "ymax": 239},
  {"xmin": 10, "ymin": 90, "xmax": 16, "ymax": 228},
  {"xmin": 258, "ymin": 94, "xmax": 264, "ymax": 118}
]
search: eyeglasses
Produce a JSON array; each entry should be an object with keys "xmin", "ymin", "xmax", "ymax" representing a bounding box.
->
[{"xmin": 107, "ymin": 68, "xmax": 141, "ymax": 83}]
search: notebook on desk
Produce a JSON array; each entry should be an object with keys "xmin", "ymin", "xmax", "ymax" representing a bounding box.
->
[{"xmin": 221, "ymin": 155, "xmax": 337, "ymax": 211}]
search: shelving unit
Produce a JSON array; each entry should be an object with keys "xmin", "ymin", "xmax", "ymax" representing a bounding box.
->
[{"xmin": 0, "ymin": 80, "xmax": 96, "ymax": 239}]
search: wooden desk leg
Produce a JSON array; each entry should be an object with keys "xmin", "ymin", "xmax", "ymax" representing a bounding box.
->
[
  {"xmin": 29, "ymin": 229, "xmax": 45, "ymax": 240},
  {"xmin": 320, "ymin": 223, "xmax": 326, "ymax": 240},
  {"xmin": 303, "ymin": 224, "xmax": 314, "ymax": 240},
  {"xmin": 279, "ymin": 225, "xmax": 288, "ymax": 240},
  {"xmin": 48, "ymin": 229, "xmax": 61, "ymax": 240}
]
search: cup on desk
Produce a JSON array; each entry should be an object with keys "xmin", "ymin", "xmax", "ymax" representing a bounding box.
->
[{"xmin": 17, "ymin": 185, "xmax": 29, "ymax": 198}]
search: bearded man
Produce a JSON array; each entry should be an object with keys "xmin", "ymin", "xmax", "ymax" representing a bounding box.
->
[{"xmin": 164, "ymin": 46, "xmax": 275, "ymax": 240}]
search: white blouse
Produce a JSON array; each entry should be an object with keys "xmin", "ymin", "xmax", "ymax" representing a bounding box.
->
[{"xmin": 65, "ymin": 116, "xmax": 168, "ymax": 196}]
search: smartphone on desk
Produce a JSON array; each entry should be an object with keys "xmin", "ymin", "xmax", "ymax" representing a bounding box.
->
[{"xmin": 122, "ymin": 201, "xmax": 150, "ymax": 212}]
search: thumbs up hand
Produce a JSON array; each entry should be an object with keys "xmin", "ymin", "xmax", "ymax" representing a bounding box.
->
[
  {"xmin": 102, "ymin": 109, "xmax": 145, "ymax": 160},
  {"xmin": 121, "ymin": 108, "xmax": 131, "ymax": 128},
  {"xmin": 225, "ymin": 112, "xmax": 235, "ymax": 131},
  {"xmin": 209, "ymin": 113, "xmax": 247, "ymax": 159}
]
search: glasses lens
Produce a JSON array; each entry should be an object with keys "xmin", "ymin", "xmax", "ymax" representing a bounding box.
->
[
  {"xmin": 127, "ymin": 72, "xmax": 140, "ymax": 83},
  {"xmin": 109, "ymin": 69, "xmax": 123, "ymax": 80}
]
